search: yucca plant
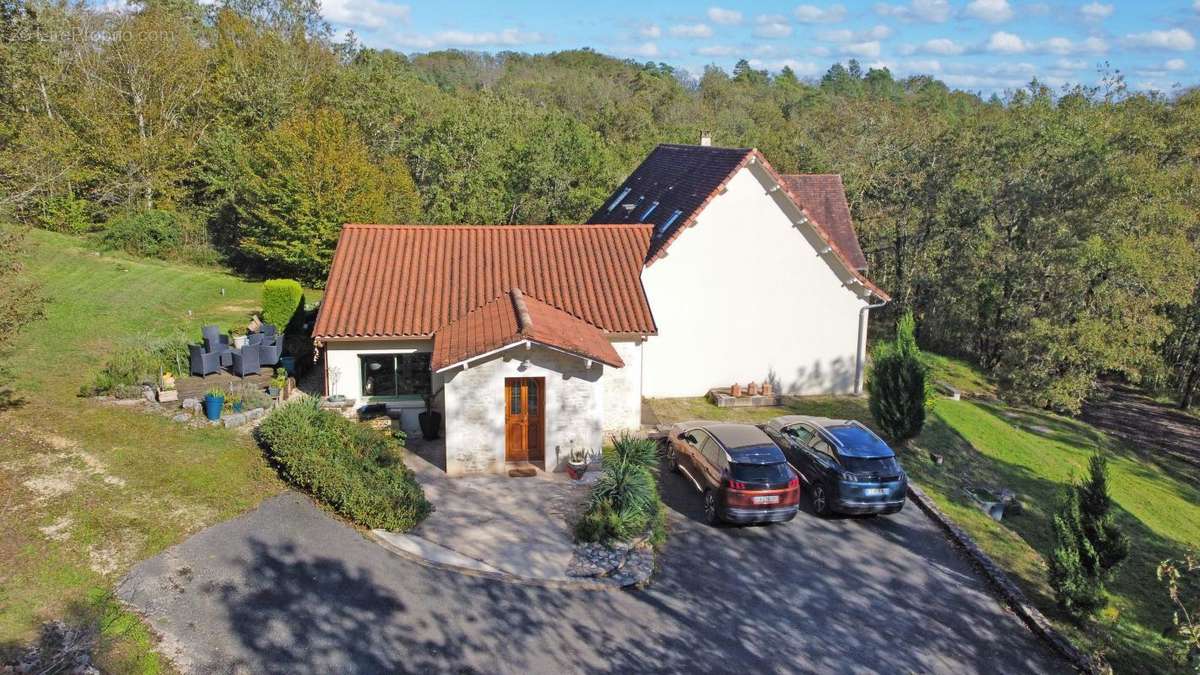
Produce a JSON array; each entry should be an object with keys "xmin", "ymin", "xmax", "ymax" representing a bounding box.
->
[{"xmin": 610, "ymin": 431, "xmax": 658, "ymax": 470}]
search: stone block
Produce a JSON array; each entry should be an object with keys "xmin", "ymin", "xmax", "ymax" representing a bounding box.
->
[
  {"xmin": 245, "ymin": 407, "xmax": 266, "ymax": 421},
  {"xmin": 172, "ymin": 413, "xmax": 191, "ymax": 423},
  {"xmin": 222, "ymin": 413, "xmax": 247, "ymax": 428}
]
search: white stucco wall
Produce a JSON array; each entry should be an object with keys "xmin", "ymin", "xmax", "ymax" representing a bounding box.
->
[
  {"xmin": 640, "ymin": 165, "xmax": 869, "ymax": 398},
  {"xmin": 322, "ymin": 339, "xmax": 438, "ymax": 432},
  {"xmin": 442, "ymin": 346, "xmax": 606, "ymax": 476},
  {"xmin": 602, "ymin": 339, "xmax": 643, "ymax": 433}
]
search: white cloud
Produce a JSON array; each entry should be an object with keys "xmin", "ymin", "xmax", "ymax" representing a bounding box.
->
[
  {"xmin": 696, "ymin": 44, "xmax": 738, "ymax": 56},
  {"xmin": 618, "ymin": 42, "xmax": 660, "ymax": 57},
  {"xmin": 820, "ymin": 25, "xmax": 892, "ymax": 42},
  {"xmin": 840, "ymin": 41, "xmax": 882, "ymax": 57},
  {"xmin": 393, "ymin": 28, "xmax": 545, "ymax": 49},
  {"xmin": 904, "ymin": 58, "xmax": 943, "ymax": 72},
  {"xmin": 1055, "ymin": 58, "xmax": 1087, "ymax": 70},
  {"xmin": 1122, "ymin": 29, "xmax": 1196, "ymax": 51},
  {"xmin": 669, "ymin": 23, "xmax": 714, "ymax": 38},
  {"xmin": 1166, "ymin": 58, "xmax": 1186, "ymax": 70},
  {"xmin": 965, "ymin": 0, "xmax": 1013, "ymax": 23},
  {"xmin": 707, "ymin": 7, "xmax": 744, "ymax": 25},
  {"xmin": 920, "ymin": 37, "xmax": 966, "ymax": 54},
  {"xmin": 809, "ymin": 45, "xmax": 832, "ymax": 56},
  {"xmin": 794, "ymin": 4, "xmax": 847, "ymax": 23},
  {"xmin": 638, "ymin": 24, "xmax": 661, "ymax": 38},
  {"xmin": 748, "ymin": 58, "xmax": 822, "ymax": 75},
  {"xmin": 753, "ymin": 15, "xmax": 793, "ymax": 38},
  {"xmin": 322, "ymin": 0, "xmax": 410, "ymax": 29},
  {"xmin": 1079, "ymin": 2, "xmax": 1113, "ymax": 20},
  {"xmin": 874, "ymin": 0, "xmax": 951, "ymax": 22},
  {"xmin": 986, "ymin": 31, "xmax": 1026, "ymax": 53}
]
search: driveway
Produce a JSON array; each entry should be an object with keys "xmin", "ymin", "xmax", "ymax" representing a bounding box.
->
[{"xmin": 120, "ymin": 479, "xmax": 1063, "ymax": 674}]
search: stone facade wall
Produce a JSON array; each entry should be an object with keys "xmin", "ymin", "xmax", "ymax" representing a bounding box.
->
[
  {"xmin": 602, "ymin": 339, "xmax": 643, "ymax": 434},
  {"xmin": 442, "ymin": 345, "xmax": 605, "ymax": 476}
]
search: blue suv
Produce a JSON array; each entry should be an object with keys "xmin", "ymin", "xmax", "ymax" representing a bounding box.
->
[{"xmin": 763, "ymin": 416, "xmax": 906, "ymax": 517}]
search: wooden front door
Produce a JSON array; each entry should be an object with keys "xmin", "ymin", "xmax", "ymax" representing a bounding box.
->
[{"xmin": 504, "ymin": 377, "xmax": 544, "ymax": 463}]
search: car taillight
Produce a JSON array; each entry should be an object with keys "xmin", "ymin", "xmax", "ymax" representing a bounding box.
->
[
  {"xmin": 788, "ymin": 476, "xmax": 799, "ymax": 490},
  {"xmin": 726, "ymin": 478, "xmax": 748, "ymax": 490}
]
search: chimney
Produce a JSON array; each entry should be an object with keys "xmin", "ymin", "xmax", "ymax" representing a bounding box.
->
[{"xmin": 700, "ymin": 132, "xmax": 712, "ymax": 147}]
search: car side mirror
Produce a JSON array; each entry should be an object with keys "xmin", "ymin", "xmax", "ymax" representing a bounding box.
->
[{"xmin": 676, "ymin": 432, "xmax": 687, "ymax": 441}]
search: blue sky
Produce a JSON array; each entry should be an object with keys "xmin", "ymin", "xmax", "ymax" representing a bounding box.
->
[{"xmin": 323, "ymin": 1, "xmax": 1199, "ymax": 93}]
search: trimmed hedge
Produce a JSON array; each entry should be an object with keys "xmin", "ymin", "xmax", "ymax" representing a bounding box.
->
[
  {"xmin": 261, "ymin": 279, "xmax": 304, "ymax": 332},
  {"xmin": 255, "ymin": 399, "xmax": 430, "ymax": 531},
  {"xmin": 575, "ymin": 432, "xmax": 667, "ymax": 546}
]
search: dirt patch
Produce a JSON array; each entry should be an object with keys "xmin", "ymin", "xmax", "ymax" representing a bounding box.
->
[
  {"xmin": 89, "ymin": 529, "xmax": 145, "ymax": 577},
  {"xmin": 1082, "ymin": 383, "xmax": 1200, "ymax": 485},
  {"xmin": 22, "ymin": 463, "xmax": 88, "ymax": 500},
  {"xmin": 39, "ymin": 515, "xmax": 75, "ymax": 541}
]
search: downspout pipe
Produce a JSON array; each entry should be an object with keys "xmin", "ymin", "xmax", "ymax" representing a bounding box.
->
[{"xmin": 854, "ymin": 295, "xmax": 890, "ymax": 395}]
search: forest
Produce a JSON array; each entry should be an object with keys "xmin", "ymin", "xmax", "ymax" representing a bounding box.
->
[{"xmin": 1, "ymin": 0, "xmax": 1198, "ymax": 415}]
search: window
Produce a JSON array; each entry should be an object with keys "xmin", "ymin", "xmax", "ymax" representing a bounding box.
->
[
  {"xmin": 783, "ymin": 424, "xmax": 815, "ymax": 447},
  {"xmin": 360, "ymin": 353, "xmax": 431, "ymax": 397},
  {"xmin": 640, "ymin": 200, "xmax": 659, "ymax": 220},
  {"xmin": 657, "ymin": 209, "xmax": 683, "ymax": 236},
  {"xmin": 606, "ymin": 187, "xmax": 632, "ymax": 213},
  {"xmin": 699, "ymin": 436, "xmax": 725, "ymax": 467}
]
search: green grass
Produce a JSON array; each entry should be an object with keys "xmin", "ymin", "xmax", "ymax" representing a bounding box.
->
[
  {"xmin": 0, "ymin": 230, "xmax": 295, "ymax": 670},
  {"xmin": 646, "ymin": 380, "xmax": 1200, "ymax": 673},
  {"xmin": 923, "ymin": 352, "xmax": 997, "ymax": 399}
]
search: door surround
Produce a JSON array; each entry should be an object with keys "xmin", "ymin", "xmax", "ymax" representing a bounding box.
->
[{"xmin": 504, "ymin": 377, "xmax": 545, "ymax": 464}]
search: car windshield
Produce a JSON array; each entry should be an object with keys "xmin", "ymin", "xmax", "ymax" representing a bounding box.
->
[
  {"xmin": 840, "ymin": 455, "xmax": 902, "ymax": 476},
  {"xmin": 828, "ymin": 425, "xmax": 894, "ymax": 458},
  {"xmin": 727, "ymin": 444, "xmax": 786, "ymax": 465},
  {"xmin": 730, "ymin": 462, "xmax": 793, "ymax": 484}
]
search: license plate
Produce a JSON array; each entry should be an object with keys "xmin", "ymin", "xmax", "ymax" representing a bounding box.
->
[
  {"xmin": 752, "ymin": 495, "xmax": 780, "ymax": 505},
  {"xmin": 864, "ymin": 488, "xmax": 888, "ymax": 497}
]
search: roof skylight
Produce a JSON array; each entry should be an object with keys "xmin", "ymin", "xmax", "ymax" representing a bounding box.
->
[
  {"xmin": 606, "ymin": 187, "xmax": 632, "ymax": 213},
  {"xmin": 658, "ymin": 209, "xmax": 683, "ymax": 235},
  {"xmin": 640, "ymin": 201, "xmax": 659, "ymax": 220}
]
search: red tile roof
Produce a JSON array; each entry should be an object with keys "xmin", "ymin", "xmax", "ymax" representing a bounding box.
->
[
  {"xmin": 313, "ymin": 224, "xmax": 657, "ymax": 341},
  {"xmin": 431, "ymin": 289, "xmax": 623, "ymax": 371},
  {"xmin": 779, "ymin": 174, "xmax": 868, "ymax": 271},
  {"xmin": 588, "ymin": 143, "xmax": 889, "ymax": 301}
]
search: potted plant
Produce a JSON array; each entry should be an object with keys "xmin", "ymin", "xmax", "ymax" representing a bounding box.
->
[
  {"xmin": 229, "ymin": 324, "xmax": 248, "ymax": 349},
  {"xmin": 268, "ymin": 368, "xmax": 286, "ymax": 397},
  {"xmin": 418, "ymin": 391, "xmax": 442, "ymax": 440},
  {"xmin": 157, "ymin": 369, "xmax": 178, "ymax": 403},
  {"xmin": 566, "ymin": 443, "xmax": 589, "ymax": 480},
  {"xmin": 203, "ymin": 387, "xmax": 225, "ymax": 421},
  {"xmin": 228, "ymin": 393, "xmax": 244, "ymax": 413}
]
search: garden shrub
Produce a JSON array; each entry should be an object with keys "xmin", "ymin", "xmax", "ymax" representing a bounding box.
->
[
  {"xmin": 575, "ymin": 436, "xmax": 666, "ymax": 546},
  {"xmin": 34, "ymin": 193, "xmax": 94, "ymax": 234},
  {"xmin": 255, "ymin": 398, "xmax": 430, "ymax": 531},
  {"xmin": 81, "ymin": 334, "xmax": 190, "ymax": 396},
  {"xmin": 868, "ymin": 311, "xmax": 932, "ymax": 444},
  {"xmin": 261, "ymin": 279, "xmax": 304, "ymax": 331},
  {"xmin": 100, "ymin": 210, "xmax": 183, "ymax": 258}
]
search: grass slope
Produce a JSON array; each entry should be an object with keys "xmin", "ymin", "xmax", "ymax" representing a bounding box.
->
[
  {"xmin": 646, "ymin": 379, "xmax": 1199, "ymax": 673},
  {"xmin": 0, "ymin": 230, "xmax": 286, "ymax": 671}
]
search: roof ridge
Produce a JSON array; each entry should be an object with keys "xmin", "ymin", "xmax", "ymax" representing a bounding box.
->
[
  {"xmin": 657, "ymin": 143, "xmax": 753, "ymax": 152},
  {"xmin": 342, "ymin": 223, "xmax": 655, "ymax": 230},
  {"xmin": 510, "ymin": 288, "xmax": 533, "ymax": 334},
  {"xmin": 516, "ymin": 289, "xmax": 611, "ymax": 332}
]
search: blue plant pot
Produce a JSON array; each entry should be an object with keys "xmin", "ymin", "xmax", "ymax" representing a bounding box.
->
[
  {"xmin": 204, "ymin": 394, "xmax": 224, "ymax": 421},
  {"xmin": 233, "ymin": 402, "xmax": 244, "ymax": 413},
  {"xmin": 280, "ymin": 356, "xmax": 296, "ymax": 375}
]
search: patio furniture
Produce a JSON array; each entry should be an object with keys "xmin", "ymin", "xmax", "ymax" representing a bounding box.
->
[
  {"xmin": 262, "ymin": 324, "xmax": 278, "ymax": 338},
  {"xmin": 188, "ymin": 343, "xmax": 221, "ymax": 377},
  {"xmin": 247, "ymin": 332, "xmax": 264, "ymax": 346},
  {"xmin": 201, "ymin": 324, "xmax": 233, "ymax": 365},
  {"xmin": 256, "ymin": 337, "xmax": 283, "ymax": 366},
  {"xmin": 230, "ymin": 346, "xmax": 261, "ymax": 379}
]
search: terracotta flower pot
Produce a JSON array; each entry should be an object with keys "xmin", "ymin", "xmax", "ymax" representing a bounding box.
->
[
  {"xmin": 730, "ymin": 383, "xmax": 743, "ymax": 397},
  {"xmin": 747, "ymin": 381, "xmax": 759, "ymax": 396}
]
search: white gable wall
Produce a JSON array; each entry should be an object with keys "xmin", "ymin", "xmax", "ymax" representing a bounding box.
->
[{"xmin": 641, "ymin": 165, "xmax": 867, "ymax": 398}]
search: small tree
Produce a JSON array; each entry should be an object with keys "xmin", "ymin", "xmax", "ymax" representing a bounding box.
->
[
  {"xmin": 1157, "ymin": 551, "xmax": 1200, "ymax": 671},
  {"xmin": 868, "ymin": 311, "xmax": 931, "ymax": 444},
  {"xmin": 1048, "ymin": 487, "xmax": 1106, "ymax": 619},
  {"xmin": 261, "ymin": 279, "xmax": 304, "ymax": 332},
  {"xmin": 1078, "ymin": 452, "xmax": 1129, "ymax": 576}
]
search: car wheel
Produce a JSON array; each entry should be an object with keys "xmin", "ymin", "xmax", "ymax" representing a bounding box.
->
[
  {"xmin": 811, "ymin": 483, "xmax": 831, "ymax": 517},
  {"xmin": 666, "ymin": 444, "xmax": 680, "ymax": 473},
  {"xmin": 703, "ymin": 489, "xmax": 720, "ymax": 525}
]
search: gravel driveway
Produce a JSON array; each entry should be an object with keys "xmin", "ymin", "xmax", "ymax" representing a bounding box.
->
[{"xmin": 119, "ymin": 478, "xmax": 1063, "ymax": 674}]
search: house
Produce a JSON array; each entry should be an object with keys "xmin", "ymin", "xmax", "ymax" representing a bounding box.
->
[
  {"xmin": 312, "ymin": 142, "xmax": 889, "ymax": 476},
  {"xmin": 312, "ymin": 224, "xmax": 657, "ymax": 476},
  {"xmin": 586, "ymin": 143, "xmax": 889, "ymax": 398}
]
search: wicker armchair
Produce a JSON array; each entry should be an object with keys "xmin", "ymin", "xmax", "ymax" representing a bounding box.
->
[{"xmin": 188, "ymin": 343, "xmax": 221, "ymax": 377}]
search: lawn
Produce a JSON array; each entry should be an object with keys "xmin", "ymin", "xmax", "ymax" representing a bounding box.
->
[
  {"xmin": 646, "ymin": 380, "xmax": 1200, "ymax": 673},
  {"xmin": 0, "ymin": 230, "xmax": 292, "ymax": 671}
]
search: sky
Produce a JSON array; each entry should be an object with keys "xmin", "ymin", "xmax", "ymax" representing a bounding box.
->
[{"xmin": 318, "ymin": 0, "xmax": 1200, "ymax": 93}]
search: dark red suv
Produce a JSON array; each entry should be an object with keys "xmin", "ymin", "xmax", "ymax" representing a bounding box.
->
[{"xmin": 666, "ymin": 421, "xmax": 800, "ymax": 525}]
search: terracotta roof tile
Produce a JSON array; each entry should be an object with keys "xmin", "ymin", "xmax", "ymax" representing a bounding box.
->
[
  {"xmin": 314, "ymin": 224, "xmax": 657, "ymax": 340},
  {"xmin": 431, "ymin": 289, "xmax": 623, "ymax": 371},
  {"xmin": 780, "ymin": 174, "xmax": 868, "ymax": 271}
]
